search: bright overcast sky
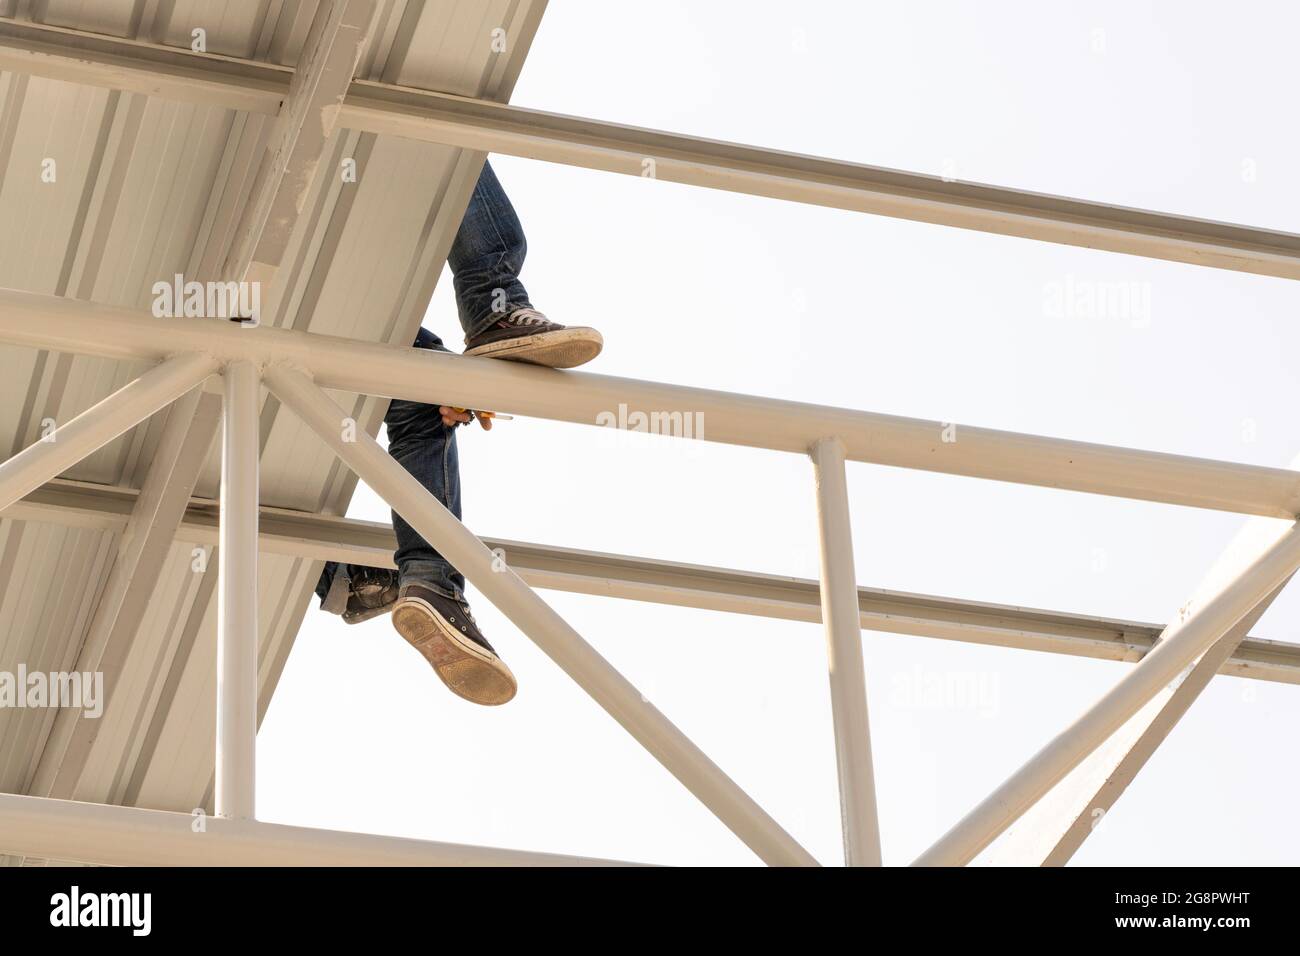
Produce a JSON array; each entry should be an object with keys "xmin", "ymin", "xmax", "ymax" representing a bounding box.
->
[{"xmin": 257, "ymin": 1, "xmax": 1300, "ymax": 865}]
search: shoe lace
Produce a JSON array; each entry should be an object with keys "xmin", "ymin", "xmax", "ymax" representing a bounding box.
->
[{"xmin": 506, "ymin": 307, "xmax": 548, "ymax": 327}]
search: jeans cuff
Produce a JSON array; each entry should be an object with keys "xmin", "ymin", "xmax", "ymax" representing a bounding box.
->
[{"xmin": 398, "ymin": 561, "xmax": 462, "ymax": 601}]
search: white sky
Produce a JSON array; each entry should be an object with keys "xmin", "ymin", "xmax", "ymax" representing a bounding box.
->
[{"xmin": 257, "ymin": 1, "xmax": 1300, "ymax": 865}]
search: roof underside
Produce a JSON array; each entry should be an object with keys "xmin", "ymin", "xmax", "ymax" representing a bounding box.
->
[{"xmin": 0, "ymin": 0, "xmax": 546, "ymax": 864}]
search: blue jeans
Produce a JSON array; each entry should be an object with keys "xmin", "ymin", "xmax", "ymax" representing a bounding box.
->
[{"xmin": 316, "ymin": 160, "xmax": 532, "ymax": 603}]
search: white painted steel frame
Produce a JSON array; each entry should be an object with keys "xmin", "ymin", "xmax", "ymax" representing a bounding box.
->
[
  {"xmin": 913, "ymin": 519, "xmax": 1300, "ymax": 866},
  {"xmin": 263, "ymin": 363, "xmax": 817, "ymax": 867},
  {"xmin": 987, "ymin": 466, "xmax": 1300, "ymax": 865},
  {"xmin": 29, "ymin": 391, "xmax": 221, "ymax": 802},
  {"xmin": 0, "ymin": 353, "xmax": 707, "ymax": 867},
  {"xmin": 2, "ymin": 17, "xmax": 1299, "ymax": 279},
  {"xmin": 3, "ymin": 290, "xmax": 1298, "ymax": 519},
  {"xmin": 0, "ymin": 14, "xmax": 1297, "ymax": 868},
  {"xmin": 812, "ymin": 438, "xmax": 881, "ymax": 866},
  {"xmin": 9, "ymin": 477, "xmax": 1300, "ymax": 685},
  {"xmin": 2, "ymin": 320, "xmax": 1295, "ymax": 866},
  {"xmin": 0, "ymin": 352, "xmax": 218, "ymax": 514},
  {"xmin": 10, "ymin": 1, "xmax": 382, "ymax": 838},
  {"xmin": 993, "ymin": 582, "xmax": 1287, "ymax": 866},
  {"xmin": 216, "ymin": 362, "xmax": 260, "ymax": 819},
  {"xmin": 0, "ymin": 793, "xmax": 644, "ymax": 867}
]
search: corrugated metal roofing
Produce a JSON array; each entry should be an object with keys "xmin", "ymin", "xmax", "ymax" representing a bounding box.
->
[{"xmin": 0, "ymin": 0, "xmax": 547, "ymax": 864}]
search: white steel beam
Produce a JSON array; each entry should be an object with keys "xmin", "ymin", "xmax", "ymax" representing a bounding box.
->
[
  {"xmin": 0, "ymin": 352, "xmax": 218, "ymax": 513},
  {"xmin": 264, "ymin": 363, "xmax": 818, "ymax": 867},
  {"xmin": 9, "ymin": 478, "xmax": 1300, "ymax": 685},
  {"xmin": 216, "ymin": 361, "xmax": 260, "ymax": 820},
  {"xmin": 811, "ymin": 438, "xmax": 881, "ymax": 866},
  {"xmin": 16, "ymin": 478, "xmax": 1300, "ymax": 683},
  {"xmin": 913, "ymin": 518, "xmax": 1300, "ymax": 866},
  {"xmin": 4, "ymin": 292, "xmax": 1299, "ymax": 519},
  {"xmin": 0, "ymin": 18, "xmax": 291, "ymax": 113},
  {"xmin": 221, "ymin": 0, "xmax": 377, "ymax": 294},
  {"xmin": 0, "ymin": 793, "xmax": 646, "ymax": 867},
  {"xmin": 337, "ymin": 86, "xmax": 1300, "ymax": 281},
  {"xmin": 2, "ymin": 17, "xmax": 1297, "ymax": 279}
]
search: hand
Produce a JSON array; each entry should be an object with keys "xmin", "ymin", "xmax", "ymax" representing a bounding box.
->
[{"xmin": 440, "ymin": 406, "xmax": 492, "ymax": 430}]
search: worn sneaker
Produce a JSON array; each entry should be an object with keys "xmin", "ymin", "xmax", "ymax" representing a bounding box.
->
[
  {"xmin": 391, "ymin": 583, "xmax": 517, "ymax": 706},
  {"xmin": 320, "ymin": 566, "xmax": 400, "ymax": 625},
  {"xmin": 463, "ymin": 307, "xmax": 602, "ymax": 369}
]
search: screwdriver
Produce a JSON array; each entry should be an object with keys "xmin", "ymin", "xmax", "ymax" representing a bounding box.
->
[{"xmin": 452, "ymin": 406, "xmax": 514, "ymax": 422}]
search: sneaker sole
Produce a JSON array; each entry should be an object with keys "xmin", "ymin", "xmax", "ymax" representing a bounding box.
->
[
  {"xmin": 341, "ymin": 601, "xmax": 396, "ymax": 625},
  {"xmin": 391, "ymin": 596, "xmax": 517, "ymax": 706},
  {"xmin": 464, "ymin": 327, "xmax": 603, "ymax": 369}
]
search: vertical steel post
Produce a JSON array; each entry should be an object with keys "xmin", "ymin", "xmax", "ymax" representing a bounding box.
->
[
  {"xmin": 216, "ymin": 360, "xmax": 260, "ymax": 819},
  {"xmin": 812, "ymin": 437, "xmax": 882, "ymax": 866}
]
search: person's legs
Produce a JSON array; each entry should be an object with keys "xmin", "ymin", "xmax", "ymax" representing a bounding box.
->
[
  {"xmin": 315, "ymin": 562, "xmax": 339, "ymax": 603},
  {"xmin": 313, "ymin": 328, "xmax": 460, "ymax": 616},
  {"xmin": 384, "ymin": 328, "xmax": 465, "ymax": 599},
  {"xmin": 318, "ymin": 159, "xmax": 603, "ymax": 703},
  {"xmin": 382, "ymin": 328, "xmax": 518, "ymax": 705},
  {"xmin": 456, "ymin": 160, "xmax": 603, "ymax": 369},
  {"xmin": 316, "ymin": 560, "xmax": 400, "ymax": 624},
  {"xmin": 450, "ymin": 160, "xmax": 534, "ymax": 341}
]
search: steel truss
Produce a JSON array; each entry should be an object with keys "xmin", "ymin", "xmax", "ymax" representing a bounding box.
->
[
  {"xmin": 0, "ymin": 10, "xmax": 1297, "ymax": 867},
  {"xmin": 9, "ymin": 477, "xmax": 1300, "ymax": 685}
]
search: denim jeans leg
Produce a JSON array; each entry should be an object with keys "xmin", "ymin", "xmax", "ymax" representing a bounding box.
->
[
  {"xmin": 315, "ymin": 560, "xmax": 339, "ymax": 601},
  {"xmin": 450, "ymin": 159, "xmax": 533, "ymax": 340},
  {"xmin": 382, "ymin": 328, "xmax": 466, "ymax": 599},
  {"xmin": 314, "ymin": 330, "xmax": 465, "ymax": 603},
  {"xmin": 317, "ymin": 165, "xmax": 524, "ymax": 604}
]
